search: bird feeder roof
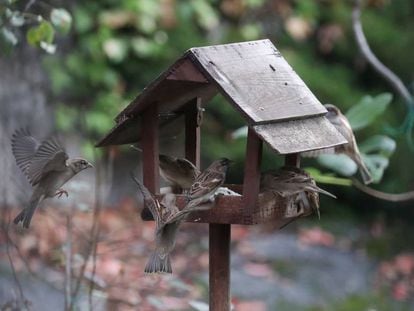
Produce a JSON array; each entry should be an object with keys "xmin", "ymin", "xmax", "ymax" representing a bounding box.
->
[{"xmin": 97, "ymin": 39, "xmax": 346, "ymax": 154}]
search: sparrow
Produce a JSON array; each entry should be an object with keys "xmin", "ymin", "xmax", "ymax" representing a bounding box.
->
[
  {"xmin": 129, "ymin": 145, "xmax": 200, "ymax": 193},
  {"xmin": 159, "ymin": 154, "xmax": 200, "ymax": 193},
  {"xmin": 11, "ymin": 129, "xmax": 93, "ymax": 228},
  {"xmin": 261, "ymin": 166, "xmax": 336, "ymax": 218},
  {"xmin": 305, "ymin": 104, "xmax": 373, "ymax": 184},
  {"xmin": 131, "ymin": 175, "xmax": 186, "ymax": 274},
  {"xmin": 184, "ymin": 158, "xmax": 232, "ymax": 211}
]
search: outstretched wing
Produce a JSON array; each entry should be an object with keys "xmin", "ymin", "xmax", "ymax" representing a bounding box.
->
[
  {"xmin": 131, "ymin": 174, "xmax": 163, "ymax": 227},
  {"xmin": 27, "ymin": 136, "xmax": 68, "ymax": 186},
  {"xmin": 11, "ymin": 128, "xmax": 40, "ymax": 179}
]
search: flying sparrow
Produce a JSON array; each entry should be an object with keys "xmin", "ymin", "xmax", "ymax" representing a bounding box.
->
[
  {"xmin": 159, "ymin": 154, "xmax": 200, "ymax": 193},
  {"xmin": 11, "ymin": 129, "xmax": 93, "ymax": 228},
  {"xmin": 132, "ymin": 175, "xmax": 187, "ymax": 274},
  {"xmin": 305, "ymin": 104, "xmax": 373, "ymax": 184}
]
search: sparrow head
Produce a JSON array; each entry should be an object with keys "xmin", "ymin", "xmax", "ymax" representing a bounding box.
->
[
  {"xmin": 324, "ymin": 104, "xmax": 341, "ymax": 120},
  {"xmin": 212, "ymin": 158, "xmax": 233, "ymax": 173},
  {"xmin": 159, "ymin": 154, "xmax": 175, "ymax": 165},
  {"xmin": 69, "ymin": 158, "xmax": 93, "ymax": 173}
]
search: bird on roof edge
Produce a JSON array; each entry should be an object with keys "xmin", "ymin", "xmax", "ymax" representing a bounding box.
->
[
  {"xmin": 304, "ymin": 104, "xmax": 373, "ymax": 185},
  {"xmin": 11, "ymin": 129, "xmax": 93, "ymax": 228}
]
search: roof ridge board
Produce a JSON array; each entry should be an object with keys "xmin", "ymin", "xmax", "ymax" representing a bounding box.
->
[{"xmin": 189, "ymin": 38, "xmax": 273, "ymax": 52}]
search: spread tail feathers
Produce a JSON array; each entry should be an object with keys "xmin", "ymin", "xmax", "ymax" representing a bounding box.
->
[
  {"xmin": 144, "ymin": 251, "xmax": 172, "ymax": 274},
  {"xmin": 14, "ymin": 195, "xmax": 41, "ymax": 229}
]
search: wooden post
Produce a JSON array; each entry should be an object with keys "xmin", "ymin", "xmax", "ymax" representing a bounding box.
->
[
  {"xmin": 183, "ymin": 97, "xmax": 230, "ymax": 310},
  {"xmin": 141, "ymin": 103, "xmax": 159, "ymax": 219},
  {"xmin": 209, "ymin": 223, "xmax": 231, "ymax": 311},
  {"xmin": 184, "ymin": 97, "xmax": 201, "ymax": 167},
  {"xmin": 285, "ymin": 153, "xmax": 300, "ymax": 168},
  {"xmin": 242, "ymin": 128, "xmax": 263, "ymax": 221}
]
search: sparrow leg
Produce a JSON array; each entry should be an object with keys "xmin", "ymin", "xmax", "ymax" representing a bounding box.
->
[{"xmin": 55, "ymin": 189, "xmax": 69, "ymax": 198}]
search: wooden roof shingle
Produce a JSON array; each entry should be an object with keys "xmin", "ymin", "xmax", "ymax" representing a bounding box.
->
[{"xmin": 97, "ymin": 39, "xmax": 347, "ymax": 154}]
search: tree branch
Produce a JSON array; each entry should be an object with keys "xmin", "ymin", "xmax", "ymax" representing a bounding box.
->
[
  {"xmin": 352, "ymin": 0, "xmax": 413, "ymax": 107},
  {"xmin": 352, "ymin": 178, "xmax": 414, "ymax": 202}
]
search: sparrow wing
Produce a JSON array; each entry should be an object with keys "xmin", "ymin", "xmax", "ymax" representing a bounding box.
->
[
  {"xmin": 11, "ymin": 128, "xmax": 40, "ymax": 178},
  {"xmin": 188, "ymin": 170, "xmax": 224, "ymax": 200},
  {"xmin": 131, "ymin": 174, "xmax": 163, "ymax": 227},
  {"xmin": 176, "ymin": 158, "xmax": 200, "ymax": 177},
  {"xmin": 27, "ymin": 137, "xmax": 69, "ymax": 186}
]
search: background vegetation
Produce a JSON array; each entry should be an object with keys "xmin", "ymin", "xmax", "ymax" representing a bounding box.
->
[{"xmin": 1, "ymin": 0, "xmax": 414, "ymax": 310}]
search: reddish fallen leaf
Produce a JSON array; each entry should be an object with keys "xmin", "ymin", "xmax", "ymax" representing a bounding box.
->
[
  {"xmin": 234, "ymin": 300, "xmax": 267, "ymax": 311},
  {"xmin": 243, "ymin": 263, "xmax": 274, "ymax": 278},
  {"xmin": 394, "ymin": 254, "xmax": 414, "ymax": 276},
  {"xmin": 298, "ymin": 227, "xmax": 335, "ymax": 247},
  {"xmin": 392, "ymin": 281, "xmax": 409, "ymax": 301}
]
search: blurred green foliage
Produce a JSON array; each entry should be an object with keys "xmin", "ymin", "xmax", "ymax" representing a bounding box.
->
[{"xmin": 2, "ymin": 0, "xmax": 414, "ymax": 190}]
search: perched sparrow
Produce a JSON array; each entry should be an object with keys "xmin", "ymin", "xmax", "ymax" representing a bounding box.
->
[
  {"xmin": 261, "ymin": 166, "xmax": 335, "ymax": 218},
  {"xmin": 261, "ymin": 166, "xmax": 336, "ymax": 198},
  {"xmin": 11, "ymin": 129, "xmax": 93, "ymax": 228},
  {"xmin": 305, "ymin": 104, "xmax": 373, "ymax": 184},
  {"xmin": 159, "ymin": 154, "xmax": 200, "ymax": 192},
  {"xmin": 129, "ymin": 146, "xmax": 200, "ymax": 193},
  {"xmin": 185, "ymin": 158, "xmax": 232, "ymax": 210},
  {"xmin": 132, "ymin": 175, "xmax": 186, "ymax": 274}
]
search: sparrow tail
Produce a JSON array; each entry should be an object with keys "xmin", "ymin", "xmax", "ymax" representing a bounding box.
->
[
  {"xmin": 358, "ymin": 163, "xmax": 373, "ymax": 185},
  {"xmin": 13, "ymin": 195, "xmax": 41, "ymax": 229},
  {"xmin": 144, "ymin": 251, "xmax": 172, "ymax": 274},
  {"xmin": 305, "ymin": 186, "xmax": 337, "ymax": 199}
]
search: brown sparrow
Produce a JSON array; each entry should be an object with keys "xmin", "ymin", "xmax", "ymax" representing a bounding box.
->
[
  {"xmin": 185, "ymin": 158, "xmax": 232, "ymax": 210},
  {"xmin": 159, "ymin": 154, "xmax": 200, "ymax": 192},
  {"xmin": 11, "ymin": 129, "xmax": 93, "ymax": 228},
  {"xmin": 261, "ymin": 166, "xmax": 335, "ymax": 218},
  {"xmin": 306, "ymin": 104, "xmax": 373, "ymax": 184},
  {"xmin": 132, "ymin": 175, "xmax": 187, "ymax": 274}
]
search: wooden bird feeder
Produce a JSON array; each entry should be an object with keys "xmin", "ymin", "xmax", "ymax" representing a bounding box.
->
[{"xmin": 96, "ymin": 39, "xmax": 347, "ymax": 310}]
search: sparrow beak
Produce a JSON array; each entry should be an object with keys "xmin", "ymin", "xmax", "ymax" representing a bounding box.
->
[{"xmin": 87, "ymin": 163, "xmax": 94, "ymax": 168}]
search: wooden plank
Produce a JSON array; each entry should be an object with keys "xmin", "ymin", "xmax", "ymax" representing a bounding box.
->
[
  {"xmin": 285, "ymin": 153, "xmax": 301, "ymax": 167},
  {"xmin": 190, "ymin": 39, "xmax": 327, "ymax": 124},
  {"xmin": 253, "ymin": 116, "xmax": 347, "ymax": 154},
  {"xmin": 147, "ymin": 193, "xmax": 295, "ymax": 225},
  {"xmin": 142, "ymin": 103, "xmax": 159, "ymax": 194},
  {"xmin": 209, "ymin": 224, "xmax": 231, "ymax": 311},
  {"xmin": 96, "ymin": 82, "xmax": 216, "ymax": 147},
  {"xmin": 185, "ymin": 98, "xmax": 201, "ymax": 168},
  {"xmin": 242, "ymin": 128, "xmax": 262, "ymax": 222},
  {"xmin": 166, "ymin": 58, "xmax": 208, "ymax": 83}
]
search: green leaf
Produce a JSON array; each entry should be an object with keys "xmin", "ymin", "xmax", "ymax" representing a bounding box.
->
[
  {"xmin": 304, "ymin": 167, "xmax": 353, "ymax": 186},
  {"xmin": 1, "ymin": 28, "xmax": 18, "ymax": 45},
  {"xmin": 317, "ymin": 154, "xmax": 358, "ymax": 176},
  {"xmin": 51, "ymin": 8, "xmax": 72, "ymax": 34},
  {"xmin": 40, "ymin": 41, "xmax": 56, "ymax": 54},
  {"xmin": 345, "ymin": 93, "xmax": 393, "ymax": 131},
  {"xmin": 192, "ymin": 0, "xmax": 219, "ymax": 30},
  {"xmin": 359, "ymin": 135, "xmax": 397, "ymax": 157},
  {"xmin": 103, "ymin": 38, "xmax": 128, "ymax": 62},
  {"xmin": 10, "ymin": 12, "xmax": 25, "ymax": 27},
  {"xmin": 27, "ymin": 21, "xmax": 55, "ymax": 46},
  {"xmin": 363, "ymin": 154, "xmax": 389, "ymax": 183}
]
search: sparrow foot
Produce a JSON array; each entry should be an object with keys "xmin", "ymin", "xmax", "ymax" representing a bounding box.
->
[{"xmin": 55, "ymin": 189, "xmax": 69, "ymax": 198}]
